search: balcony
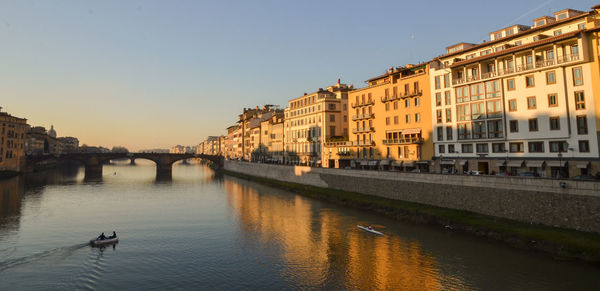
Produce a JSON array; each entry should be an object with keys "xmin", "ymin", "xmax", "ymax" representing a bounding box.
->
[
  {"xmin": 380, "ymin": 90, "xmax": 422, "ymax": 102},
  {"xmin": 352, "ymin": 113, "xmax": 375, "ymax": 121},
  {"xmin": 451, "ymin": 53, "xmax": 581, "ymax": 85},
  {"xmin": 324, "ymin": 140, "xmax": 354, "ymax": 147},
  {"xmin": 351, "ymin": 100, "xmax": 375, "ymax": 108},
  {"xmin": 382, "ymin": 138, "xmax": 423, "ymax": 145},
  {"xmin": 351, "ymin": 139, "xmax": 375, "ymax": 147},
  {"xmin": 352, "ymin": 127, "xmax": 375, "ymax": 134}
]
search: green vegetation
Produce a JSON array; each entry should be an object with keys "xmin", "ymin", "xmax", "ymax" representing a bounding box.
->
[{"xmin": 221, "ymin": 169, "xmax": 600, "ymax": 264}]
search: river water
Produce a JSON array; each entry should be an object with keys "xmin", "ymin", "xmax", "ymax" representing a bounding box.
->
[{"xmin": 0, "ymin": 160, "xmax": 598, "ymax": 290}]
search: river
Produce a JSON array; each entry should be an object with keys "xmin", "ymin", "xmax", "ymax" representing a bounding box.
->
[{"xmin": 0, "ymin": 160, "xmax": 598, "ymax": 290}]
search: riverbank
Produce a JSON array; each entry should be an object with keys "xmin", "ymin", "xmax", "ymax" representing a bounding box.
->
[
  {"xmin": 0, "ymin": 170, "xmax": 20, "ymax": 180},
  {"xmin": 220, "ymin": 168, "xmax": 600, "ymax": 265}
]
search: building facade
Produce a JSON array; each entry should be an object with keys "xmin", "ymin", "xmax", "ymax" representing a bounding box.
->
[
  {"xmin": 430, "ymin": 7, "xmax": 600, "ymax": 177},
  {"xmin": 284, "ymin": 81, "xmax": 352, "ymax": 166},
  {"xmin": 0, "ymin": 107, "xmax": 28, "ymax": 172}
]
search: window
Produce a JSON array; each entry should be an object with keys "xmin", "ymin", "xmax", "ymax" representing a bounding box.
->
[
  {"xmin": 393, "ymin": 101, "xmax": 398, "ymax": 110},
  {"xmin": 458, "ymin": 123, "xmax": 471, "ymax": 140},
  {"xmin": 507, "ymin": 78, "xmax": 515, "ymax": 91},
  {"xmin": 457, "ymin": 104, "xmax": 470, "ymax": 121},
  {"xmin": 528, "ymin": 118, "xmax": 538, "ymax": 131},
  {"xmin": 476, "ymin": 143, "xmax": 488, "ymax": 153},
  {"xmin": 329, "ymin": 115, "xmax": 335, "ymax": 122},
  {"xmin": 436, "ymin": 110, "xmax": 442, "ymax": 123},
  {"xmin": 446, "ymin": 126, "xmax": 453, "ymax": 140},
  {"xmin": 549, "ymin": 141, "xmax": 568, "ymax": 152},
  {"xmin": 573, "ymin": 67, "xmax": 583, "ymax": 86},
  {"xmin": 385, "ymin": 88, "xmax": 389, "ymax": 98},
  {"xmin": 527, "ymin": 96, "xmax": 536, "ymax": 109},
  {"xmin": 528, "ymin": 142, "xmax": 544, "ymax": 153},
  {"xmin": 578, "ymin": 23, "xmax": 586, "ymax": 30},
  {"xmin": 446, "ymin": 109, "xmax": 452, "ymax": 122},
  {"xmin": 438, "ymin": 144, "xmax": 446, "ymax": 154},
  {"xmin": 508, "ymin": 99, "xmax": 517, "ymax": 111},
  {"xmin": 435, "ymin": 93, "xmax": 442, "ymax": 106},
  {"xmin": 394, "ymin": 115, "xmax": 399, "ymax": 125},
  {"xmin": 487, "ymin": 120, "xmax": 503, "ymax": 138},
  {"xmin": 492, "ymin": 143, "xmax": 505, "ymax": 153},
  {"xmin": 461, "ymin": 144, "xmax": 473, "ymax": 153},
  {"xmin": 549, "ymin": 117, "xmax": 560, "ymax": 130},
  {"xmin": 470, "ymin": 83, "xmax": 484, "ymax": 101},
  {"xmin": 405, "ymin": 99, "xmax": 410, "ymax": 108},
  {"xmin": 437, "ymin": 127, "xmax": 444, "ymax": 141},
  {"xmin": 509, "ymin": 142, "xmax": 524, "ymax": 153},
  {"xmin": 553, "ymin": 30, "xmax": 562, "ymax": 36},
  {"xmin": 509, "ymin": 120, "xmax": 519, "ymax": 133},
  {"xmin": 486, "ymin": 100, "xmax": 502, "ymax": 118},
  {"xmin": 548, "ymin": 94, "xmax": 558, "ymax": 107},
  {"xmin": 546, "ymin": 71, "xmax": 556, "ymax": 84},
  {"xmin": 404, "ymin": 84, "xmax": 409, "ymax": 94},
  {"xmin": 485, "ymin": 80, "xmax": 500, "ymax": 98},
  {"xmin": 414, "ymin": 97, "xmax": 420, "ymax": 107},
  {"xmin": 385, "ymin": 103, "xmax": 390, "ymax": 111},
  {"xmin": 415, "ymin": 113, "xmax": 421, "ymax": 122},
  {"xmin": 575, "ymin": 91, "xmax": 585, "ymax": 110},
  {"xmin": 473, "ymin": 121, "xmax": 486, "ymax": 139},
  {"xmin": 471, "ymin": 102, "xmax": 485, "ymax": 120},
  {"xmin": 413, "ymin": 82, "xmax": 419, "ymax": 92},
  {"xmin": 444, "ymin": 74, "xmax": 450, "ymax": 88},
  {"xmin": 405, "ymin": 114, "xmax": 411, "ymax": 123},
  {"xmin": 576, "ymin": 115, "xmax": 588, "ymax": 134},
  {"xmin": 456, "ymin": 86, "xmax": 469, "ymax": 103},
  {"xmin": 525, "ymin": 75, "xmax": 535, "ymax": 87},
  {"xmin": 579, "ymin": 140, "xmax": 590, "ymax": 152},
  {"xmin": 514, "ymin": 41, "xmax": 522, "ymax": 46},
  {"xmin": 435, "ymin": 76, "xmax": 441, "ymax": 89},
  {"xmin": 448, "ymin": 144, "xmax": 455, "ymax": 153},
  {"xmin": 444, "ymin": 91, "xmax": 451, "ymax": 105},
  {"xmin": 386, "ymin": 117, "xmax": 390, "ymax": 125}
]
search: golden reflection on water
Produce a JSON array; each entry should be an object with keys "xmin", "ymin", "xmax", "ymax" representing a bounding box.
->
[
  {"xmin": 224, "ymin": 179, "xmax": 446, "ymax": 290},
  {"xmin": 0, "ymin": 176, "xmax": 23, "ymax": 222}
]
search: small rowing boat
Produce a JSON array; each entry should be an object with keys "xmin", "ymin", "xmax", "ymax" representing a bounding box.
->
[
  {"xmin": 357, "ymin": 225, "xmax": 383, "ymax": 235},
  {"xmin": 90, "ymin": 237, "xmax": 119, "ymax": 246}
]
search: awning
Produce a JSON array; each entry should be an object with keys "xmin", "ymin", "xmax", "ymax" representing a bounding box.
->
[
  {"xmin": 440, "ymin": 159, "xmax": 456, "ymax": 165},
  {"xmin": 402, "ymin": 128, "xmax": 422, "ymax": 135},
  {"xmin": 506, "ymin": 160, "xmax": 524, "ymax": 167},
  {"xmin": 379, "ymin": 160, "xmax": 390, "ymax": 166},
  {"xmin": 526, "ymin": 160, "xmax": 544, "ymax": 168},
  {"xmin": 368, "ymin": 161, "xmax": 378, "ymax": 166},
  {"xmin": 360, "ymin": 160, "xmax": 369, "ymax": 165},
  {"xmin": 546, "ymin": 160, "xmax": 567, "ymax": 167},
  {"xmin": 576, "ymin": 161, "xmax": 590, "ymax": 169},
  {"xmin": 458, "ymin": 160, "xmax": 468, "ymax": 166}
]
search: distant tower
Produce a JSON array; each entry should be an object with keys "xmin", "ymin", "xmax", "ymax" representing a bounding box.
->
[{"xmin": 48, "ymin": 125, "xmax": 57, "ymax": 138}]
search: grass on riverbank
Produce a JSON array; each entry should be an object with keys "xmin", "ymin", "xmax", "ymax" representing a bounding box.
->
[{"xmin": 220, "ymin": 169, "xmax": 600, "ymax": 264}]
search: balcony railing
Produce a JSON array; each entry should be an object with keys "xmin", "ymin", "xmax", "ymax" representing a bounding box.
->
[
  {"xmin": 351, "ymin": 139, "xmax": 375, "ymax": 146},
  {"xmin": 352, "ymin": 127, "xmax": 375, "ymax": 134},
  {"xmin": 351, "ymin": 100, "xmax": 375, "ymax": 108},
  {"xmin": 323, "ymin": 141, "xmax": 354, "ymax": 147},
  {"xmin": 351, "ymin": 113, "xmax": 375, "ymax": 121},
  {"xmin": 382, "ymin": 138, "xmax": 423, "ymax": 145},
  {"xmin": 380, "ymin": 90, "xmax": 422, "ymax": 102},
  {"xmin": 451, "ymin": 53, "xmax": 580, "ymax": 85}
]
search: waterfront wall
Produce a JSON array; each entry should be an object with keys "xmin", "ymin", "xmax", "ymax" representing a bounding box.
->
[{"xmin": 224, "ymin": 160, "xmax": 600, "ymax": 233}]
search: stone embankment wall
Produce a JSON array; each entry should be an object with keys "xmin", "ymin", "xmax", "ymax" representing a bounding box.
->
[{"xmin": 224, "ymin": 160, "xmax": 600, "ymax": 233}]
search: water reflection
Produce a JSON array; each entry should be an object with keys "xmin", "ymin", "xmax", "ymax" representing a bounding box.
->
[
  {"xmin": 224, "ymin": 179, "xmax": 445, "ymax": 290},
  {"xmin": 0, "ymin": 176, "xmax": 23, "ymax": 232}
]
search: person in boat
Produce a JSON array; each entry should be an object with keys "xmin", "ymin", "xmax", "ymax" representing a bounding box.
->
[
  {"xmin": 367, "ymin": 225, "xmax": 373, "ymax": 230},
  {"xmin": 96, "ymin": 233, "xmax": 106, "ymax": 240},
  {"xmin": 108, "ymin": 231, "xmax": 117, "ymax": 239}
]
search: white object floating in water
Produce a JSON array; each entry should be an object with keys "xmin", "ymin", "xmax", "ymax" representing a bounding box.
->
[{"xmin": 357, "ymin": 225, "xmax": 383, "ymax": 235}]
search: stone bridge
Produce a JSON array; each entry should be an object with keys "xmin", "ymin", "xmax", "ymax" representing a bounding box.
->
[{"xmin": 27, "ymin": 153, "xmax": 223, "ymax": 179}]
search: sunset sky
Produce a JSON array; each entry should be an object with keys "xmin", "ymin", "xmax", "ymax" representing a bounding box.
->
[{"xmin": 1, "ymin": 0, "xmax": 593, "ymax": 150}]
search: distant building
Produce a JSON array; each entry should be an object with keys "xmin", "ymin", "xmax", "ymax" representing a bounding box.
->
[
  {"xmin": 58, "ymin": 137, "xmax": 79, "ymax": 153},
  {"xmin": 169, "ymin": 145, "xmax": 186, "ymax": 154},
  {"xmin": 0, "ymin": 107, "xmax": 28, "ymax": 172}
]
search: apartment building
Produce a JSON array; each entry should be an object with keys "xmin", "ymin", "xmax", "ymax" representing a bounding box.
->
[
  {"xmin": 323, "ymin": 64, "xmax": 433, "ymax": 170},
  {"xmin": 258, "ymin": 113, "xmax": 284, "ymax": 163},
  {"xmin": 0, "ymin": 107, "xmax": 28, "ymax": 172},
  {"xmin": 284, "ymin": 81, "xmax": 352, "ymax": 166},
  {"xmin": 430, "ymin": 7, "xmax": 600, "ymax": 177},
  {"xmin": 237, "ymin": 105, "xmax": 281, "ymax": 161}
]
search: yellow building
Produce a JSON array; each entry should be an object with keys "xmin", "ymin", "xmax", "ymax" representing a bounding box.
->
[
  {"xmin": 284, "ymin": 81, "xmax": 352, "ymax": 166},
  {"xmin": 258, "ymin": 113, "xmax": 284, "ymax": 163},
  {"xmin": 324, "ymin": 64, "xmax": 433, "ymax": 170},
  {"xmin": 0, "ymin": 107, "xmax": 28, "ymax": 172}
]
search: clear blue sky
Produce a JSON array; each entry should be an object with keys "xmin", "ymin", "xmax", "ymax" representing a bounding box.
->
[{"xmin": 0, "ymin": 0, "xmax": 594, "ymax": 150}]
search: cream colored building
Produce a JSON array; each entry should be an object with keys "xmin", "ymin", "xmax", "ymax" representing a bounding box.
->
[
  {"xmin": 258, "ymin": 113, "xmax": 284, "ymax": 163},
  {"xmin": 284, "ymin": 81, "xmax": 352, "ymax": 166},
  {"xmin": 430, "ymin": 7, "xmax": 600, "ymax": 178}
]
